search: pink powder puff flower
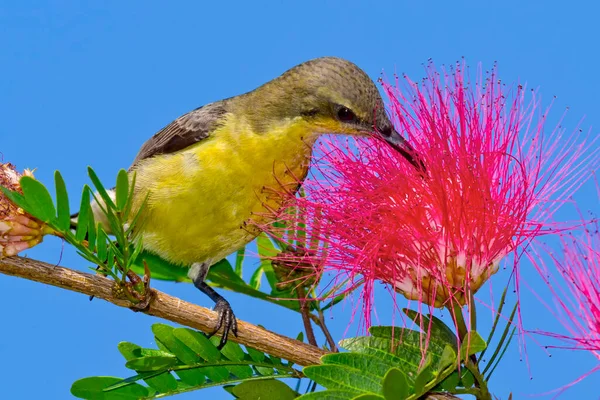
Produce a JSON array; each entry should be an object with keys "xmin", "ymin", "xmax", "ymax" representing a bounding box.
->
[
  {"xmin": 535, "ymin": 190, "xmax": 600, "ymax": 359},
  {"xmin": 529, "ymin": 185, "xmax": 600, "ymax": 392},
  {"xmin": 0, "ymin": 162, "xmax": 46, "ymax": 258},
  {"xmin": 265, "ymin": 62, "xmax": 599, "ymax": 325}
]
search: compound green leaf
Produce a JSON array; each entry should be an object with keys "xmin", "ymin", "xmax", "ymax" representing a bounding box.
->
[
  {"xmin": 75, "ymin": 186, "xmax": 91, "ymax": 242},
  {"xmin": 115, "ymin": 169, "xmax": 129, "ymax": 211},
  {"xmin": 211, "ymin": 337, "xmax": 253, "ymax": 379},
  {"xmin": 20, "ymin": 176, "xmax": 56, "ymax": 223},
  {"xmin": 303, "ymin": 365, "xmax": 381, "ymax": 394},
  {"xmin": 172, "ymin": 328, "xmax": 230, "ymax": 382},
  {"xmin": 54, "ymin": 171, "xmax": 70, "ymax": 231},
  {"xmin": 88, "ymin": 167, "xmax": 116, "ymax": 210},
  {"xmin": 402, "ymin": 309, "xmax": 458, "ymax": 349},
  {"xmin": 321, "ymin": 353, "xmax": 395, "ymax": 381},
  {"xmin": 152, "ymin": 324, "xmax": 205, "ymax": 386},
  {"xmin": 118, "ymin": 342, "xmax": 178, "ymax": 393},
  {"xmin": 71, "ymin": 377, "xmax": 149, "ymax": 399},
  {"xmin": 231, "ymin": 379, "xmax": 298, "ymax": 400},
  {"xmin": 125, "ymin": 355, "xmax": 177, "ymax": 372}
]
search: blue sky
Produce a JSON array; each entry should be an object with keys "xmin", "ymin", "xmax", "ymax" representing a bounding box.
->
[{"xmin": 1, "ymin": 1, "xmax": 599, "ymax": 399}]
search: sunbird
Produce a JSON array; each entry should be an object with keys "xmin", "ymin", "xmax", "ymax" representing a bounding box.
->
[{"xmin": 91, "ymin": 57, "xmax": 420, "ymax": 347}]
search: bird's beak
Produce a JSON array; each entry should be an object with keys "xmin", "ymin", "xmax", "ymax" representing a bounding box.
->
[{"xmin": 383, "ymin": 128, "xmax": 426, "ymax": 173}]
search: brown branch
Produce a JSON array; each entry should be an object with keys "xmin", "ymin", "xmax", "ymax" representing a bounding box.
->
[
  {"xmin": 0, "ymin": 256, "xmax": 463, "ymax": 400},
  {"xmin": 0, "ymin": 256, "xmax": 327, "ymax": 366}
]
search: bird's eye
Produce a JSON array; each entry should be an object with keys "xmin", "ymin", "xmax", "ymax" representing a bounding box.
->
[{"xmin": 337, "ymin": 107, "xmax": 356, "ymax": 122}]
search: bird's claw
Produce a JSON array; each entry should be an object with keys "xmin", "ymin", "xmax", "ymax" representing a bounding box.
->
[{"xmin": 208, "ymin": 298, "xmax": 238, "ymax": 350}]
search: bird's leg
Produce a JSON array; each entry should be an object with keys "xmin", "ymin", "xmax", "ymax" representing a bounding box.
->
[{"xmin": 189, "ymin": 262, "xmax": 238, "ymax": 349}]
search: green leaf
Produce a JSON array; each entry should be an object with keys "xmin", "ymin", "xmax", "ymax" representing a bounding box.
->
[
  {"xmin": 402, "ymin": 309, "xmax": 458, "ymax": 349},
  {"xmin": 438, "ymin": 345, "xmax": 457, "ymax": 370},
  {"xmin": 437, "ymin": 371, "xmax": 460, "ymax": 391},
  {"xmin": 235, "ymin": 247, "xmax": 245, "ymax": 277},
  {"xmin": 459, "ymin": 331, "xmax": 487, "ymax": 359},
  {"xmin": 342, "ymin": 330, "xmax": 446, "ymax": 380},
  {"xmin": 71, "ymin": 377, "xmax": 149, "ymax": 399},
  {"xmin": 20, "ymin": 176, "xmax": 56, "ymax": 223},
  {"xmin": 231, "ymin": 379, "xmax": 298, "ymax": 400},
  {"xmin": 296, "ymin": 332, "xmax": 304, "ymax": 342},
  {"xmin": 0, "ymin": 186, "xmax": 29, "ymax": 210},
  {"xmin": 322, "ymin": 353, "xmax": 396, "ymax": 381},
  {"xmin": 54, "ymin": 171, "xmax": 70, "ymax": 231},
  {"xmin": 117, "ymin": 342, "xmax": 178, "ymax": 394},
  {"xmin": 369, "ymin": 326, "xmax": 448, "ymax": 355},
  {"xmin": 303, "ymin": 365, "xmax": 382, "ymax": 394},
  {"xmin": 210, "ymin": 337, "xmax": 254, "ymax": 379},
  {"xmin": 246, "ymin": 346, "xmax": 275, "ymax": 376},
  {"xmin": 125, "ymin": 355, "xmax": 178, "ymax": 372},
  {"xmin": 123, "ymin": 171, "xmax": 138, "ymax": 220},
  {"xmin": 484, "ymin": 326, "xmax": 516, "ymax": 380},
  {"xmin": 482, "ymin": 302, "xmax": 518, "ymax": 378},
  {"xmin": 87, "ymin": 206, "xmax": 97, "ymax": 252},
  {"xmin": 96, "ymin": 227, "xmax": 108, "ymax": 262},
  {"xmin": 298, "ymin": 390, "xmax": 362, "ymax": 400},
  {"xmin": 104, "ymin": 371, "xmax": 168, "ymax": 391},
  {"xmin": 172, "ymin": 328, "xmax": 230, "ymax": 382},
  {"xmin": 152, "ymin": 324, "xmax": 206, "ymax": 386},
  {"xmin": 152, "ymin": 324, "xmax": 199, "ymax": 365},
  {"xmin": 382, "ymin": 368, "xmax": 409, "ymax": 400},
  {"xmin": 353, "ymin": 395, "xmax": 385, "ymax": 400},
  {"xmin": 249, "ymin": 266, "xmax": 264, "ymax": 290},
  {"xmin": 88, "ymin": 167, "xmax": 116, "ymax": 210},
  {"xmin": 460, "ymin": 369, "xmax": 475, "ymax": 388},
  {"xmin": 413, "ymin": 355, "xmax": 434, "ymax": 394},
  {"xmin": 256, "ymin": 233, "xmax": 279, "ymax": 291},
  {"xmin": 75, "ymin": 186, "xmax": 91, "ymax": 242},
  {"xmin": 115, "ymin": 169, "xmax": 129, "ymax": 211}
]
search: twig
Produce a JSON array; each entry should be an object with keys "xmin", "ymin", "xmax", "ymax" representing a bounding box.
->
[
  {"xmin": 316, "ymin": 309, "xmax": 338, "ymax": 352},
  {"xmin": 0, "ymin": 256, "xmax": 327, "ymax": 366},
  {"xmin": 296, "ymin": 286, "xmax": 318, "ymax": 347}
]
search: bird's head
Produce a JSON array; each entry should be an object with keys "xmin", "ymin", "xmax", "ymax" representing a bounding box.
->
[{"xmin": 241, "ymin": 57, "xmax": 423, "ymax": 170}]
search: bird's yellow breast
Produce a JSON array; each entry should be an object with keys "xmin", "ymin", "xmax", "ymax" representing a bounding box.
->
[{"xmin": 131, "ymin": 114, "xmax": 319, "ymax": 267}]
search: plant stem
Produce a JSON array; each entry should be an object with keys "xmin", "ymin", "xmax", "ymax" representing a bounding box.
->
[
  {"xmin": 465, "ymin": 360, "xmax": 492, "ymax": 400},
  {"xmin": 449, "ymin": 302, "xmax": 468, "ymax": 341},
  {"xmin": 447, "ymin": 302, "xmax": 493, "ymax": 399},
  {"xmin": 449, "ymin": 302, "xmax": 479, "ymax": 364},
  {"xmin": 316, "ymin": 309, "xmax": 338, "ymax": 352},
  {"xmin": 296, "ymin": 286, "xmax": 318, "ymax": 347}
]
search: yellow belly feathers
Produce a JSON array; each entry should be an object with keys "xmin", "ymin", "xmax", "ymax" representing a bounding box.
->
[{"xmin": 130, "ymin": 115, "xmax": 318, "ymax": 267}]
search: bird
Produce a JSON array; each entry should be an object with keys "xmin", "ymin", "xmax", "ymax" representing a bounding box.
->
[{"xmin": 89, "ymin": 56, "xmax": 421, "ymax": 348}]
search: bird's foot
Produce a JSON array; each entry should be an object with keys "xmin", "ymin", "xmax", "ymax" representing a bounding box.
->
[
  {"xmin": 208, "ymin": 298, "xmax": 238, "ymax": 350},
  {"xmin": 110, "ymin": 262, "xmax": 154, "ymax": 311}
]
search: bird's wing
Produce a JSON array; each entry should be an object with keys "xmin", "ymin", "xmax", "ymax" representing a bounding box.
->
[{"xmin": 130, "ymin": 101, "xmax": 228, "ymax": 168}]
